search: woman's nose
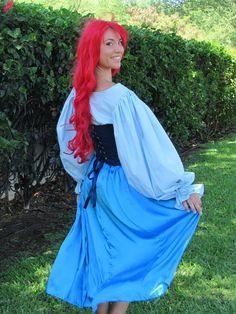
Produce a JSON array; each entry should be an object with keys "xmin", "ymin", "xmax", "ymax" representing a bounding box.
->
[{"xmin": 115, "ymin": 42, "xmax": 124, "ymax": 52}]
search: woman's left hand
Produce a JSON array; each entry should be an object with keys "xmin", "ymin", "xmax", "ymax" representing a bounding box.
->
[
  {"xmin": 182, "ymin": 193, "xmax": 202, "ymax": 215},
  {"xmin": 76, "ymin": 193, "xmax": 80, "ymax": 203}
]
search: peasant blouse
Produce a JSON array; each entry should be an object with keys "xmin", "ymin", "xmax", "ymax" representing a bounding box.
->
[{"xmin": 57, "ymin": 83, "xmax": 204, "ymax": 210}]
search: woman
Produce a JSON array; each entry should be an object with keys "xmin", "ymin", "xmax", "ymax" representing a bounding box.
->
[{"xmin": 46, "ymin": 19, "xmax": 204, "ymax": 314}]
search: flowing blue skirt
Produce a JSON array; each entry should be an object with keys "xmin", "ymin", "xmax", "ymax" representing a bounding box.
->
[{"xmin": 46, "ymin": 157, "xmax": 200, "ymax": 312}]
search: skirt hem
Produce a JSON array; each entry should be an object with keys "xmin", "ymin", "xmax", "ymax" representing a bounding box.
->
[{"xmin": 46, "ymin": 282, "xmax": 169, "ymax": 312}]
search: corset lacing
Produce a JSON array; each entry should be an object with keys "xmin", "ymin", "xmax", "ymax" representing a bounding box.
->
[{"xmin": 83, "ymin": 124, "xmax": 121, "ymax": 209}]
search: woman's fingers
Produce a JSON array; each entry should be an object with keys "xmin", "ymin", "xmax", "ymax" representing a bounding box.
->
[
  {"xmin": 186, "ymin": 198, "xmax": 196, "ymax": 213},
  {"xmin": 76, "ymin": 193, "xmax": 80, "ymax": 202},
  {"xmin": 182, "ymin": 200, "xmax": 189, "ymax": 211},
  {"xmin": 182, "ymin": 193, "xmax": 203, "ymax": 215},
  {"xmin": 190, "ymin": 193, "xmax": 202, "ymax": 215}
]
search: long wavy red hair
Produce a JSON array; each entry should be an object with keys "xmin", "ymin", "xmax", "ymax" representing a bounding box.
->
[{"xmin": 68, "ymin": 19, "xmax": 129, "ymax": 163}]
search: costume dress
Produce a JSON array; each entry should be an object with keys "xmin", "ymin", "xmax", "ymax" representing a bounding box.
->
[{"xmin": 45, "ymin": 83, "xmax": 204, "ymax": 312}]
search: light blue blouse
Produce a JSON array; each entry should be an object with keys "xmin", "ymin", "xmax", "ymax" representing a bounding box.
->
[{"xmin": 57, "ymin": 83, "xmax": 204, "ymax": 210}]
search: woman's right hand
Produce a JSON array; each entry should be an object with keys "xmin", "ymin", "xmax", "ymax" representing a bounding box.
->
[{"xmin": 182, "ymin": 193, "xmax": 202, "ymax": 215}]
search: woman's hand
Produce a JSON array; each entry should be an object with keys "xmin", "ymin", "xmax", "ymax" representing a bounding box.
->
[
  {"xmin": 76, "ymin": 193, "xmax": 80, "ymax": 203},
  {"xmin": 182, "ymin": 193, "xmax": 202, "ymax": 215}
]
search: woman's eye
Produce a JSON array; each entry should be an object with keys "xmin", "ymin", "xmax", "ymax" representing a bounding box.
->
[{"xmin": 105, "ymin": 40, "xmax": 123, "ymax": 46}]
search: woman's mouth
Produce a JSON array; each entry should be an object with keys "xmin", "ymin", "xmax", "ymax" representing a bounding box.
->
[{"xmin": 112, "ymin": 56, "xmax": 121, "ymax": 61}]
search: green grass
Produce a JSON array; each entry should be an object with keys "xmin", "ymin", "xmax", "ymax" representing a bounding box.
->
[{"xmin": 0, "ymin": 133, "xmax": 236, "ymax": 314}]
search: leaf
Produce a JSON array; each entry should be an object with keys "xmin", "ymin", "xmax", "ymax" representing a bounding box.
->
[
  {"xmin": 45, "ymin": 41, "xmax": 52, "ymax": 58},
  {"xmin": 6, "ymin": 28, "xmax": 21, "ymax": 39}
]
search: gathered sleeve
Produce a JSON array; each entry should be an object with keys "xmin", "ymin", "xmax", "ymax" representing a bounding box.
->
[
  {"xmin": 113, "ymin": 90, "xmax": 204, "ymax": 210},
  {"xmin": 56, "ymin": 88, "xmax": 94, "ymax": 194}
]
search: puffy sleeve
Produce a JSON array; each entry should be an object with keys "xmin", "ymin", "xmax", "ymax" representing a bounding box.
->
[
  {"xmin": 113, "ymin": 90, "xmax": 204, "ymax": 210},
  {"xmin": 56, "ymin": 88, "xmax": 94, "ymax": 194}
]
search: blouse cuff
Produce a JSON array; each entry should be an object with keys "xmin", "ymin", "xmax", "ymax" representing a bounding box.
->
[{"xmin": 175, "ymin": 183, "xmax": 204, "ymax": 210}]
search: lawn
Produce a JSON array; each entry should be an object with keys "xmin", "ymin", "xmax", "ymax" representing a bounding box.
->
[{"xmin": 0, "ymin": 133, "xmax": 235, "ymax": 314}]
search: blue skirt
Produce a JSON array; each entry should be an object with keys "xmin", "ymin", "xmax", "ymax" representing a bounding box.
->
[{"xmin": 46, "ymin": 157, "xmax": 200, "ymax": 312}]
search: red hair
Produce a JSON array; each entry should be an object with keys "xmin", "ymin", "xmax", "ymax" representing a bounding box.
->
[
  {"xmin": 3, "ymin": 0, "xmax": 14, "ymax": 13},
  {"xmin": 68, "ymin": 19, "xmax": 129, "ymax": 163}
]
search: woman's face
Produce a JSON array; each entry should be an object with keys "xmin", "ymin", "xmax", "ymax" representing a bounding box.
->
[{"xmin": 98, "ymin": 28, "xmax": 124, "ymax": 70}]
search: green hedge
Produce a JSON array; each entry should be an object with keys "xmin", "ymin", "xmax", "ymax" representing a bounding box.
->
[
  {"xmin": 0, "ymin": 3, "xmax": 235, "ymax": 207},
  {"xmin": 1, "ymin": 3, "xmax": 235, "ymax": 143},
  {"xmin": 187, "ymin": 40, "xmax": 236, "ymax": 137},
  {"xmin": 0, "ymin": 3, "xmax": 85, "ymax": 120}
]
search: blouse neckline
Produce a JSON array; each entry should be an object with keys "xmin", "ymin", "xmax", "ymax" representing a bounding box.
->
[{"xmin": 93, "ymin": 83, "xmax": 121, "ymax": 94}]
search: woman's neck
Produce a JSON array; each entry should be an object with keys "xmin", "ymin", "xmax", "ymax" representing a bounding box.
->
[{"xmin": 95, "ymin": 67, "xmax": 114, "ymax": 91}]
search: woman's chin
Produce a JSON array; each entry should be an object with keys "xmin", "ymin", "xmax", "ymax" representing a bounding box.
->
[
  {"xmin": 111, "ymin": 62, "xmax": 121, "ymax": 69},
  {"xmin": 112, "ymin": 67, "xmax": 120, "ymax": 71}
]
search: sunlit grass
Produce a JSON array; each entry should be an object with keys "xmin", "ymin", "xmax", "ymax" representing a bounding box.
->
[{"xmin": 0, "ymin": 133, "xmax": 235, "ymax": 313}]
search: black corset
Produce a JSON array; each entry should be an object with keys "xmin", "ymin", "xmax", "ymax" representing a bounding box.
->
[
  {"xmin": 91, "ymin": 124, "xmax": 121, "ymax": 165},
  {"xmin": 83, "ymin": 124, "xmax": 121, "ymax": 209}
]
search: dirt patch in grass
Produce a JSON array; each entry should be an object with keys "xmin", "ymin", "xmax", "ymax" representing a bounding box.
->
[{"xmin": 0, "ymin": 180, "xmax": 76, "ymax": 262}]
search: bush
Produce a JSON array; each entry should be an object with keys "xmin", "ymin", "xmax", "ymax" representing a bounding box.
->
[{"xmin": 187, "ymin": 40, "xmax": 236, "ymax": 136}]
